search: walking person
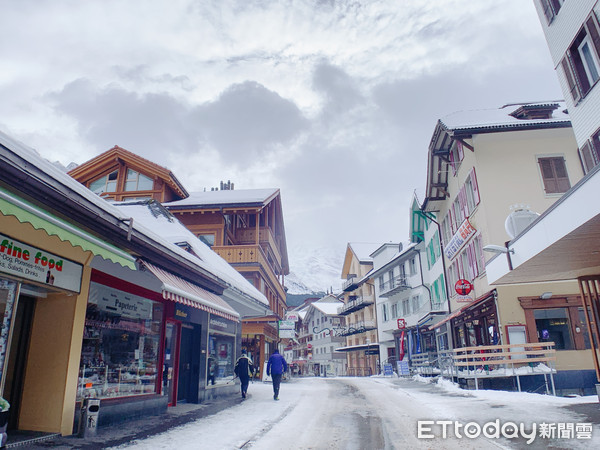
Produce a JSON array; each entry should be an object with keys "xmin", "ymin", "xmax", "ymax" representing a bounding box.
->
[
  {"xmin": 266, "ymin": 348, "xmax": 287, "ymax": 400},
  {"xmin": 234, "ymin": 349, "xmax": 254, "ymax": 399}
]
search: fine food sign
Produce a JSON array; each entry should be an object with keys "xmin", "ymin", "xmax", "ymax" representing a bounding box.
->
[{"xmin": 0, "ymin": 233, "xmax": 83, "ymax": 292}]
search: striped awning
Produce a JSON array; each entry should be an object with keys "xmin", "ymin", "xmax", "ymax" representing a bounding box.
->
[{"xmin": 141, "ymin": 260, "xmax": 239, "ymax": 322}]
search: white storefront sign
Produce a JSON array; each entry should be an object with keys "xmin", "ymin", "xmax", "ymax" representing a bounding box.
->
[
  {"xmin": 88, "ymin": 282, "xmax": 153, "ymax": 320},
  {"xmin": 444, "ymin": 219, "xmax": 477, "ymax": 260},
  {"xmin": 0, "ymin": 233, "xmax": 83, "ymax": 292}
]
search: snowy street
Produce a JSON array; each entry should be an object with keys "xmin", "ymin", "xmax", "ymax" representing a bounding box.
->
[{"xmin": 114, "ymin": 376, "xmax": 600, "ymax": 450}]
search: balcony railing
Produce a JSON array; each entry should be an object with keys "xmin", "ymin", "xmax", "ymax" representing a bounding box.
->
[
  {"xmin": 212, "ymin": 244, "xmax": 286, "ymax": 300},
  {"xmin": 235, "ymin": 227, "xmax": 283, "ymax": 272},
  {"xmin": 378, "ymin": 275, "xmax": 410, "ymax": 298},
  {"xmin": 343, "ymin": 275, "xmax": 359, "ymax": 292},
  {"xmin": 339, "ymin": 296, "xmax": 374, "ymax": 316}
]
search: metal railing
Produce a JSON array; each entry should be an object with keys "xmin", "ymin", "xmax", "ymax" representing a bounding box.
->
[{"xmin": 378, "ymin": 275, "xmax": 410, "ymax": 297}]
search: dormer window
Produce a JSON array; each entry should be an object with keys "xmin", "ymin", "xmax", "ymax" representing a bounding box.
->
[
  {"xmin": 125, "ymin": 169, "xmax": 154, "ymax": 191},
  {"xmin": 89, "ymin": 170, "xmax": 118, "ymax": 194},
  {"xmin": 509, "ymin": 103, "xmax": 559, "ymax": 120}
]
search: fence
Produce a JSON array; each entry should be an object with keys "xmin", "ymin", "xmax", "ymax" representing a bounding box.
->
[{"xmin": 410, "ymin": 342, "xmax": 557, "ymax": 395}]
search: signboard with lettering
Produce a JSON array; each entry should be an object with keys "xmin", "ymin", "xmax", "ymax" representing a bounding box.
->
[
  {"xmin": 279, "ymin": 329, "xmax": 295, "ymax": 338},
  {"xmin": 455, "ymin": 279, "xmax": 473, "ymax": 295},
  {"xmin": 444, "ymin": 219, "xmax": 477, "ymax": 260},
  {"xmin": 397, "ymin": 318, "xmax": 406, "ymax": 329},
  {"xmin": 278, "ymin": 320, "xmax": 295, "ymax": 330},
  {"xmin": 89, "ymin": 282, "xmax": 153, "ymax": 319},
  {"xmin": 397, "ymin": 360, "xmax": 410, "ymax": 376},
  {"xmin": 456, "ymin": 295, "xmax": 474, "ymax": 303},
  {"xmin": 0, "ymin": 233, "xmax": 83, "ymax": 292},
  {"xmin": 383, "ymin": 363, "xmax": 394, "ymax": 376},
  {"xmin": 285, "ymin": 312, "xmax": 299, "ymax": 322}
]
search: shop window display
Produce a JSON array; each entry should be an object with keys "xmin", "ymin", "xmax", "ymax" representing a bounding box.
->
[
  {"xmin": 78, "ymin": 282, "xmax": 163, "ymax": 400},
  {"xmin": 206, "ymin": 332, "xmax": 235, "ymax": 386}
]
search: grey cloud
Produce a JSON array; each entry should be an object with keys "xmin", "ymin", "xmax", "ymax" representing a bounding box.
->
[
  {"xmin": 46, "ymin": 78, "xmax": 199, "ymax": 164},
  {"xmin": 47, "ymin": 78, "xmax": 308, "ymax": 167},
  {"xmin": 193, "ymin": 81, "xmax": 308, "ymax": 165},
  {"xmin": 313, "ymin": 61, "xmax": 363, "ymax": 116}
]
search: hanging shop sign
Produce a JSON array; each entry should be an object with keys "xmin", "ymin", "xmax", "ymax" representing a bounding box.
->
[
  {"xmin": 0, "ymin": 233, "xmax": 82, "ymax": 292},
  {"xmin": 285, "ymin": 312, "xmax": 299, "ymax": 322},
  {"xmin": 455, "ymin": 279, "xmax": 473, "ymax": 295},
  {"xmin": 397, "ymin": 318, "xmax": 406, "ymax": 329},
  {"xmin": 444, "ymin": 219, "xmax": 477, "ymax": 260},
  {"xmin": 279, "ymin": 329, "xmax": 295, "ymax": 338}
]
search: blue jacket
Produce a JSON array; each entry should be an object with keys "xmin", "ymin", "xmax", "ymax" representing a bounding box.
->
[{"xmin": 266, "ymin": 351, "xmax": 287, "ymax": 376}]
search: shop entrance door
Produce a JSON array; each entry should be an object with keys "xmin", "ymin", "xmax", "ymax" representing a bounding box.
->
[
  {"xmin": 4, "ymin": 295, "xmax": 35, "ymax": 430},
  {"xmin": 177, "ymin": 324, "xmax": 193, "ymax": 403},
  {"xmin": 162, "ymin": 321, "xmax": 179, "ymax": 406}
]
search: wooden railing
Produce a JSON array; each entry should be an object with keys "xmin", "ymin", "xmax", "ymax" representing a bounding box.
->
[
  {"xmin": 212, "ymin": 244, "xmax": 286, "ymax": 300},
  {"xmin": 235, "ymin": 227, "xmax": 283, "ymax": 269},
  {"xmin": 410, "ymin": 343, "xmax": 557, "ymax": 394}
]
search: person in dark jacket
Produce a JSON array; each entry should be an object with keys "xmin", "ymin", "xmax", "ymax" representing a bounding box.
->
[
  {"xmin": 234, "ymin": 349, "xmax": 254, "ymax": 399},
  {"xmin": 266, "ymin": 349, "xmax": 288, "ymax": 400}
]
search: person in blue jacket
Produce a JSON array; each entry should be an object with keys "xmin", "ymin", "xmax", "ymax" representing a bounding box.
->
[{"xmin": 266, "ymin": 348, "xmax": 288, "ymax": 400}]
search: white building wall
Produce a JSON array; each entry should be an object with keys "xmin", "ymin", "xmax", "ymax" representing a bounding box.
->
[{"xmin": 534, "ymin": 1, "xmax": 600, "ymax": 147}]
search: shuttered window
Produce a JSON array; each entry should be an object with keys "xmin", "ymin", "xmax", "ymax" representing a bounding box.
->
[{"xmin": 538, "ymin": 157, "xmax": 571, "ymax": 194}]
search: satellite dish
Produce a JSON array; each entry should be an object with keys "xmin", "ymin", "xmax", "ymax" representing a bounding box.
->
[{"xmin": 505, "ymin": 205, "xmax": 540, "ymax": 239}]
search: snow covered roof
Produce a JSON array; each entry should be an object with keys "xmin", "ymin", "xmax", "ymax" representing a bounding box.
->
[
  {"xmin": 370, "ymin": 243, "xmax": 419, "ymax": 278},
  {"xmin": 165, "ymin": 188, "xmax": 279, "ymax": 208},
  {"xmin": 312, "ymin": 301, "xmax": 342, "ymax": 316},
  {"xmin": 439, "ymin": 101, "xmax": 570, "ymax": 134},
  {"xmin": 349, "ymin": 242, "xmax": 384, "ymax": 262},
  {"xmin": 113, "ymin": 200, "xmax": 269, "ymax": 307}
]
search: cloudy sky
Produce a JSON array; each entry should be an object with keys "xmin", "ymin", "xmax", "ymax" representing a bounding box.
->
[{"xmin": 0, "ymin": 1, "xmax": 562, "ymax": 284}]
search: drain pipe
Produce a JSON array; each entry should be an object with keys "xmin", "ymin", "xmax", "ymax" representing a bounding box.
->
[{"xmin": 492, "ymin": 289, "xmax": 502, "ymax": 344}]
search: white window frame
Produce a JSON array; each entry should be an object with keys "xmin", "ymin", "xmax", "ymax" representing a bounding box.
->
[{"xmin": 578, "ymin": 35, "xmax": 600, "ymax": 86}]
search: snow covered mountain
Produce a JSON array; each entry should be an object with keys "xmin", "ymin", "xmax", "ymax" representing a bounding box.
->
[{"xmin": 285, "ymin": 245, "xmax": 345, "ymax": 295}]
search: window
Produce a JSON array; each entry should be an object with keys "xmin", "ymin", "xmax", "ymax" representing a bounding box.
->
[
  {"xmin": 402, "ymin": 299, "xmax": 409, "ymax": 316},
  {"xmin": 534, "ymin": 308, "xmax": 573, "ymax": 350},
  {"xmin": 378, "ymin": 276, "xmax": 385, "ymax": 291},
  {"xmin": 411, "ymin": 295, "xmax": 420, "ymax": 313},
  {"xmin": 579, "ymin": 128, "xmax": 600, "ymax": 174},
  {"xmin": 382, "ymin": 304, "xmax": 388, "ymax": 322},
  {"xmin": 410, "ymin": 258, "xmax": 417, "ymax": 276},
  {"xmin": 540, "ymin": 0, "xmax": 563, "ymax": 24},
  {"xmin": 78, "ymin": 282, "xmax": 163, "ymax": 400},
  {"xmin": 89, "ymin": 170, "xmax": 118, "ymax": 194},
  {"xmin": 124, "ymin": 169, "xmax": 154, "ymax": 192},
  {"xmin": 562, "ymin": 14, "xmax": 600, "ymax": 102},
  {"xmin": 538, "ymin": 156, "xmax": 571, "ymax": 194},
  {"xmin": 198, "ymin": 234, "xmax": 215, "ymax": 248},
  {"xmin": 391, "ymin": 303, "xmax": 398, "ymax": 319}
]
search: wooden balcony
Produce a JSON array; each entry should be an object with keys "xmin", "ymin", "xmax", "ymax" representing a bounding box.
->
[
  {"xmin": 235, "ymin": 227, "xmax": 283, "ymax": 273},
  {"xmin": 212, "ymin": 244, "xmax": 285, "ymax": 300}
]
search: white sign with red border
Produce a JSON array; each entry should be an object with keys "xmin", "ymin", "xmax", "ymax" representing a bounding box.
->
[{"xmin": 445, "ymin": 218, "xmax": 477, "ymax": 260}]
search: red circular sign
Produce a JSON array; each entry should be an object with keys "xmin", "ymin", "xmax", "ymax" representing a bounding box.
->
[{"xmin": 455, "ymin": 279, "xmax": 473, "ymax": 295}]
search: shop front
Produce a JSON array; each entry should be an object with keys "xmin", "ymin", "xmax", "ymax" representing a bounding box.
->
[
  {"xmin": 0, "ymin": 193, "xmax": 136, "ymax": 438},
  {"xmin": 241, "ymin": 320, "xmax": 279, "ymax": 379},
  {"xmin": 452, "ymin": 292, "xmax": 499, "ymax": 348}
]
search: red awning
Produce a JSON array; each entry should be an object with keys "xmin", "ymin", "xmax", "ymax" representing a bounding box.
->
[{"xmin": 141, "ymin": 260, "xmax": 240, "ymax": 322}]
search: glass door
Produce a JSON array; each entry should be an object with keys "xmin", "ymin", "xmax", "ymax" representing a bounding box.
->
[{"xmin": 162, "ymin": 321, "xmax": 179, "ymax": 406}]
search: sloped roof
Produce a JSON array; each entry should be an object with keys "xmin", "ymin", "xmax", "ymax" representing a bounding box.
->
[
  {"xmin": 439, "ymin": 101, "xmax": 570, "ymax": 134},
  {"xmin": 68, "ymin": 145, "xmax": 188, "ymax": 198},
  {"xmin": 113, "ymin": 200, "xmax": 269, "ymax": 307},
  {"xmin": 165, "ymin": 188, "xmax": 280, "ymax": 209},
  {"xmin": 349, "ymin": 242, "xmax": 384, "ymax": 262},
  {"xmin": 312, "ymin": 301, "xmax": 342, "ymax": 316}
]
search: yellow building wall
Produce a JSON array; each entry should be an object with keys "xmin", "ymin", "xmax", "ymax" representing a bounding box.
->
[
  {"xmin": 495, "ymin": 283, "xmax": 595, "ymax": 372},
  {"xmin": 0, "ymin": 214, "xmax": 92, "ymax": 435}
]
